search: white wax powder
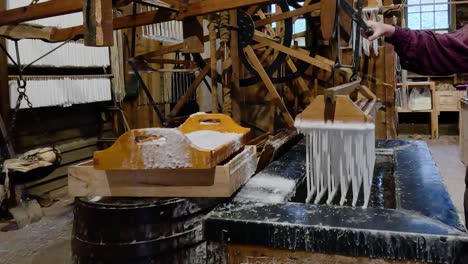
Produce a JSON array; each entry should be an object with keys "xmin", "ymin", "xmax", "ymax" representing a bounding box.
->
[
  {"xmin": 185, "ymin": 130, "xmax": 242, "ymax": 150},
  {"xmin": 135, "ymin": 128, "xmax": 192, "ymax": 169}
]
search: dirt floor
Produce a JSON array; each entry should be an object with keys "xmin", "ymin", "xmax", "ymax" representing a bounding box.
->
[
  {"xmin": 0, "ymin": 195, "xmax": 73, "ymax": 264},
  {"xmin": 0, "ymin": 136, "xmax": 465, "ymax": 264}
]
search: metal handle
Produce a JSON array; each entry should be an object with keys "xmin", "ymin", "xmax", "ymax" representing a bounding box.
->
[{"xmin": 364, "ymin": 27, "xmax": 374, "ymax": 37}]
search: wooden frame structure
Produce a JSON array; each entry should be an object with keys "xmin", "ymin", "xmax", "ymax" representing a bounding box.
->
[
  {"xmin": 0, "ymin": 0, "xmax": 277, "ymax": 43},
  {"xmin": 0, "ymin": 0, "xmax": 398, "ymax": 139}
]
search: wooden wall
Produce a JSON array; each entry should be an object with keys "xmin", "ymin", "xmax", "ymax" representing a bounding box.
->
[{"xmin": 9, "ymin": 104, "xmax": 112, "ymax": 198}]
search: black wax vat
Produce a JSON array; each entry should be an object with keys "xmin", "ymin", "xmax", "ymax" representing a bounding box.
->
[{"xmin": 204, "ymin": 139, "xmax": 468, "ymax": 263}]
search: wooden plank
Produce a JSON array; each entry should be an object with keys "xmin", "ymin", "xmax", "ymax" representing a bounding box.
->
[
  {"xmin": 0, "ymin": 24, "xmax": 56, "ymax": 42},
  {"xmin": 226, "ymin": 244, "xmax": 424, "ymax": 264},
  {"xmin": 254, "ymin": 3, "xmax": 320, "ymax": 28},
  {"xmin": 0, "ymin": 0, "xmax": 82, "ymax": 26},
  {"xmin": 82, "ymin": 0, "xmax": 114, "ymax": 46},
  {"xmin": 68, "ymin": 145, "xmax": 257, "ymax": 197},
  {"xmin": 244, "ymin": 45, "xmax": 294, "ymax": 127},
  {"xmin": 256, "ymin": 128, "xmax": 299, "ymax": 173},
  {"xmin": 320, "ymin": 0, "xmax": 336, "ymax": 40},
  {"xmin": 252, "ymin": 35, "xmax": 332, "ymax": 72},
  {"xmin": 27, "ymin": 177, "xmax": 68, "ymax": 196}
]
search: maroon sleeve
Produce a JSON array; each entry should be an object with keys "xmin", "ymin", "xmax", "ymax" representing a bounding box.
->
[{"xmin": 385, "ymin": 25, "xmax": 468, "ymax": 75}]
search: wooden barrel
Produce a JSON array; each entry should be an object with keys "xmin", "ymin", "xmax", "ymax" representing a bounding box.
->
[{"xmin": 72, "ymin": 197, "xmax": 222, "ymax": 264}]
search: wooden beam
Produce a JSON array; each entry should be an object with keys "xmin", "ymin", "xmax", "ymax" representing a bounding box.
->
[
  {"xmin": 244, "ymin": 45, "xmax": 294, "ymax": 128},
  {"xmin": 0, "ymin": 0, "xmax": 82, "ymax": 26},
  {"xmin": 324, "ymin": 78, "xmax": 361, "ymax": 103},
  {"xmin": 252, "ymin": 35, "xmax": 332, "ymax": 72},
  {"xmin": 82, "ymin": 0, "xmax": 114, "ymax": 46},
  {"xmin": 53, "ymin": 10, "xmax": 176, "ymax": 42},
  {"xmin": 159, "ymin": 0, "xmax": 187, "ymax": 9},
  {"xmin": 256, "ymin": 10, "xmax": 276, "ymax": 37},
  {"xmin": 145, "ymin": 58, "xmax": 197, "ymax": 66},
  {"xmin": 0, "ymin": 24, "xmax": 55, "ymax": 41},
  {"xmin": 0, "ymin": 8, "xmax": 176, "ymax": 42},
  {"xmin": 136, "ymin": 42, "xmax": 185, "ymax": 59},
  {"xmin": 254, "ymin": 3, "xmax": 320, "ymax": 28},
  {"xmin": 177, "ymin": 0, "xmax": 272, "ymax": 19}
]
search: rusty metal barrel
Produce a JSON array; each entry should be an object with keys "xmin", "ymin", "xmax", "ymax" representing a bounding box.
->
[{"xmin": 71, "ymin": 197, "xmax": 222, "ymax": 264}]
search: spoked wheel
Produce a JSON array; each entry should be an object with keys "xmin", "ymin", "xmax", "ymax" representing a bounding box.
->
[{"xmin": 193, "ymin": 0, "xmax": 319, "ymax": 87}]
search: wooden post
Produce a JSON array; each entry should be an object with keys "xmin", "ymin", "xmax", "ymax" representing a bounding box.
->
[
  {"xmin": 230, "ymin": 10, "xmax": 242, "ymax": 123},
  {"xmin": 82, "ymin": 0, "xmax": 114, "ymax": 46},
  {"xmin": 0, "ymin": 0, "xmax": 8, "ymax": 131},
  {"xmin": 209, "ymin": 15, "xmax": 219, "ymax": 113},
  {"xmin": 219, "ymin": 11, "xmax": 232, "ymax": 117},
  {"xmin": 384, "ymin": 0, "xmax": 396, "ymax": 139}
]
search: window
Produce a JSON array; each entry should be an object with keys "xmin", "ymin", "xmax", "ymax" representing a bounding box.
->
[
  {"xmin": 407, "ymin": 0, "xmax": 450, "ymax": 33},
  {"xmin": 270, "ymin": 3, "xmax": 307, "ymax": 46}
]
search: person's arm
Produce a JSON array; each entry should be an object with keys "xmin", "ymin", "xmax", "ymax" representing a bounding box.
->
[{"xmin": 365, "ymin": 21, "xmax": 468, "ymax": 76}]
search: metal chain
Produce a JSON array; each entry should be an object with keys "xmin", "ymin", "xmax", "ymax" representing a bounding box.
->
[{"xmin": 0, "ymin": 39, "xmax": 68, "ymax": 163}]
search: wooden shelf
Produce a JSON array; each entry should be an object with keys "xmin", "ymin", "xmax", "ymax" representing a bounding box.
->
[
  {"xmin": 396, "ymin": 81, "xmax": 438, "ymax": 139},
  {"xmin": 398, "ymin": 109, "xmax": 433, "ymax": 113}
]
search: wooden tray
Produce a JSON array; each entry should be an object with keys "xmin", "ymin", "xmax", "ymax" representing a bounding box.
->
[
  {"xmin": 93, "ymin": 113, "xmax": 251, "ymax": 170},
  {"xmin": 68, "ymin": 145, "xmax": 257, "ymax": 197}
]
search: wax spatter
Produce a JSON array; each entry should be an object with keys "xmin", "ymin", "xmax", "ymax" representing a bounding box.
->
[
  {"xmin": 185, "ymin": 130, "xmax": 242, "ymax": 150},
  {"xmin": 234, "ymin": 174, "xmax": 297, "ymax": 204}
]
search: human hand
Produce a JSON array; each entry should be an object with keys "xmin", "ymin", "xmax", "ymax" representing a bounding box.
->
[{"xmin": 363, "ymin": 20, "xmax": 395, "ymax": 41}]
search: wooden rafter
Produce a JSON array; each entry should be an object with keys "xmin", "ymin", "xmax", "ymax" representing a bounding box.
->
[
  {"xmin": 0, "ymin": 0, "xmax": 82, "ymax": 26},
  {"xmin": 0, "ymin": 9, "xmax": 177, "ymax": 43},
  {"xmin": 0, "ymin": 0, "xmax": 274, "ymax": 28}
]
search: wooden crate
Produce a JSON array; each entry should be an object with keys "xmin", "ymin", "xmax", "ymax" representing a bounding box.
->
[
  {"xmin": 68, "ymin": 145, "xmax": 257, "ymax": 197},
  {"xmin": 436, "ymin": 91, "xmax": 465, "ymax": 112}
]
